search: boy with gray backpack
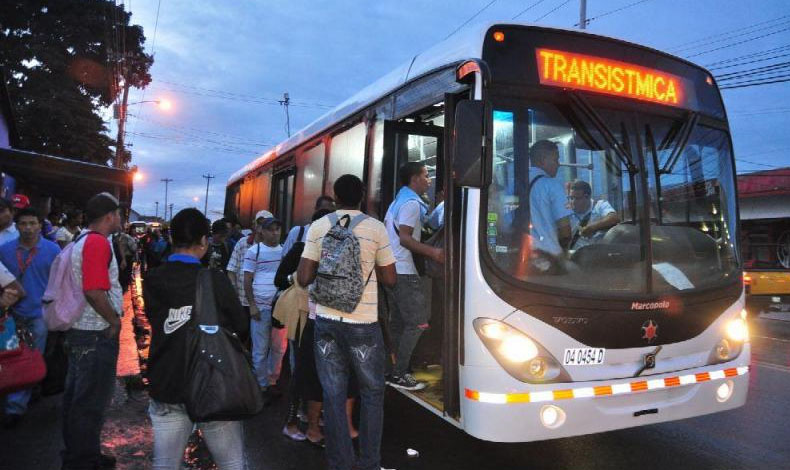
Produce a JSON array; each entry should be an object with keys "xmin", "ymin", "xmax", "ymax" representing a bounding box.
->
[{"xmin": 297, "ymin": 174, "xmax": 396, "ymax": 470}]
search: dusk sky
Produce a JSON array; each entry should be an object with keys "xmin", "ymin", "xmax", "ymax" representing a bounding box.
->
[{"xmin": 115, "ymin": 0, "xmax": 790, "ymax": 218}]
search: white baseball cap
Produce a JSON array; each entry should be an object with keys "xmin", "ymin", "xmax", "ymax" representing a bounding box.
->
[{"xmin": 255, "ymin": 210, "xmax": 273, "ymax": 221}]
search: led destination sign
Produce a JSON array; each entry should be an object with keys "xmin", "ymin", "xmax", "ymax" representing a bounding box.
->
[{"xmin": 536, "ymin": 48, "xmax": 686, "ymax": 107}]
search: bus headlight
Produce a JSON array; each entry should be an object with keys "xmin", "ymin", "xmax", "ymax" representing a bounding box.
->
[
  {"xmin": 726, "ymin": 317, "xmax": 749, "ymax": 342},
  {"xmin": 474, "ymin": 318, "xmax": 569, "ymax": 383}
]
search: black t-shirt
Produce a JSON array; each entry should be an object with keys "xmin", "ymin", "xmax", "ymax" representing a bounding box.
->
[
  {"xmin": 143, "ymin": 260, "xmax": 248, "ymax": 404},
  {"xmin": 201, "ymin": 242, "xmax": 230, "ymax": 272}
]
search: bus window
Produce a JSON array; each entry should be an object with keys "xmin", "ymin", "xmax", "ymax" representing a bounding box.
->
[
  {"xmin": 488, "ymin": 102, "xmax": 646, "ymax": 293},
  {"xmin": 272, "ymin": 168, "xmax": 295, "ymax": 233},
  {"xmin": 327, "ymin": 123, "xmax": 367, "ymax": 193},
  {"xmin": 295, "ymin": 142, "xmax": 325, "ymax": 224}
]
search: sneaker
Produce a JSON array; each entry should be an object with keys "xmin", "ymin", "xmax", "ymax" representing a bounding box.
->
[
  {"xmin": 282, "ymin": 425, "xmax": 306, "ymax": 441},
  {"xmin": 387, "ymin": 373, "xmax": 426, "ymax": 391}
]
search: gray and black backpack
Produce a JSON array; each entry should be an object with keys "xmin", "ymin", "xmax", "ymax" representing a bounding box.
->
[{"xmin": 309, "ymin": 213, "xmax": 372, "ymax": 313}]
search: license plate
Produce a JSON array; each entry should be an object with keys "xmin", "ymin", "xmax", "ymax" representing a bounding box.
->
[{"xmin": 563, "ymin": 348, "xmax": 606, "ymax": 366}]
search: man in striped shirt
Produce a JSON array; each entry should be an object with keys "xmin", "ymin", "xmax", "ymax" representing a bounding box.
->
[
  {"xmin": 243, "ymin": 215, "xmax": 284, "ymax": 395},
  {"xmin": 298, "ymin": 174, "xmax": 396, "ymax": 470}
]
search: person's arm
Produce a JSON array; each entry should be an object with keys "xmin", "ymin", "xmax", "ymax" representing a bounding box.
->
[
  {"xmin": 0, "ymin": 287, "xmax": 20, "ymax": 308},
  {"xmin": 396, "ymin": 201, "xmax": 443, "ymax": 263},
  {"xmin": 296, "ymin": 258, "xmax": 318, "ymax": 287},
  {"xmin": 581, "ymin": 213, "xmax": 620, "ymax": 236},
  {"xmin": 243, "ymin": 271, "xmax": 259, "ymax": 320},
  {"xmin": 557, "ymin": 216, "xmax": 572, "ymax": 250},
  {"xmin": 376, "ymin": 263, "xmax": 396, "ymax": 287},
  {"xmin": 82, "ymin": 235, "xmax": 120, "ymax": 338},
  {"xmin": 226, "ymin": 240, "xmax": 243, "ymax": 285},
  {"xmin": 85, "ymin": 290, "xmax": 121, "ymax": 338},
  {"xmin": 215, "ymin": 272, "xmax": 249, "ymax": 343}
]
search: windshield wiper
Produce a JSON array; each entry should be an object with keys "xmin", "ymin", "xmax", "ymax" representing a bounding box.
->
[
  {"xmin": 659, "ymin": 111, "xmax": 699, "ymax": 174},
  {"xmin": 566, "ymin": 91, "xmax": 638, "ymax": 174}
]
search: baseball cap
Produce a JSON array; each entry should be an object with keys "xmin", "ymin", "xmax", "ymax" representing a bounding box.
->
[
  {"xmin": 85, "ymin": 192, "xmax": 120, "ymax": 222},
  {"xmin": 255, "ymin": 210, "xmax": 273, "ymax": 221},
  {"xmin": 12, "ymin": 194, "xmax": 30, "ymax": 209},
  {"xmin": 259, "ymin": 216, "xmax": 282, "ymax": 229}
]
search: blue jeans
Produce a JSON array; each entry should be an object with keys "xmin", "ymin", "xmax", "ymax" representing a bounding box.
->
[
  {"xmin": 314, "ymin": 318, "xmax": 386, "ymax": 470},
  {"xmin": 148, "ymin": 400, "xmax": 246, "ymax": 470},
  {"xmin": 250, "ymin": 306, "xmax": 287, "ymax": 388},
  {"xmin": 5, "ymin": 315, "xmax": 47, "ymax": 415},
  {"xmin": 61, "ymin": 328, "xmax": 119, "ymax": 470},
  {"xmin": 389, "ymin": 274, "xmax": 429, "ymax": 376}
]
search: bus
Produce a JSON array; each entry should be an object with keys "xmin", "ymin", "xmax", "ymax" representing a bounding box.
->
[
  {"xmin": 225, "ymin": 23, "xmax": 749, "ymax": 442},
  {"xmin": 738, "ymin": 168, "xmax": 790, "ymax": 313}
]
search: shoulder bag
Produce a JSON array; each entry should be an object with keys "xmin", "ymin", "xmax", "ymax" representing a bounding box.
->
[{"xmin": 183, "ymin": 269, "xmax": 264, "ymax": 422}]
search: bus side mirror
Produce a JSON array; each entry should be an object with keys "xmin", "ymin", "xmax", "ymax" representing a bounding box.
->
[{"xmin": 452, "ymin": 100, "xmax": 488, "ymax": 188}]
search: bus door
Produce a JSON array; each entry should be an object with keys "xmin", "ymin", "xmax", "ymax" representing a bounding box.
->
[
  {"xmin": 271, "ymin": 166, "xmax": 296, "ymax": 240},
  {"xmin": 382, "ymin": 114, "xmax": 452, "ymax": 414}
]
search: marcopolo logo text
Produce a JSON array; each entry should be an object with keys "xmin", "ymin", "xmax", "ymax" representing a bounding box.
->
[{"xmin": 631, "ymin": 301, "xmax": 670, "ymax": 311}]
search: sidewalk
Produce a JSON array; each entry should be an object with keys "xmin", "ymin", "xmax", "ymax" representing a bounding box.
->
[{"xmin": 0, "ymin": 288, "xmax": 153, "ymax": 470}]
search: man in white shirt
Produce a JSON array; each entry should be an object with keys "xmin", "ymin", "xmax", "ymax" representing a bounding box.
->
[
  {"xmin": 243, "ymin": 214, "xmax": 284, "ymax": 395},
  {"xmin": 528, "ymin": 140, "xmax": 573, "ymax": 273},
  {"xmin": 383, "ymin": 162, "xmax": 443, "ymax": 391},
  {"xmin": 568, "ymin": 179, "xmax": 620, "ymax": 249}
]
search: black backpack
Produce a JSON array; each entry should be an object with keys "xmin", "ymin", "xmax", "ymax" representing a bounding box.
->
[
  {"xmin": 274, "ymin": 225, "xmax": 306, "ymax": 291},
  {"xmin": 182, "ymin": 269, "xmax": 264, "ymax": 422}
]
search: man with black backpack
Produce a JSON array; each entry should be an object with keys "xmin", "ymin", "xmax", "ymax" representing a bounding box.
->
[{"xmin": 297, "ymin": 174, "xmax": 396, "ymax": 470}]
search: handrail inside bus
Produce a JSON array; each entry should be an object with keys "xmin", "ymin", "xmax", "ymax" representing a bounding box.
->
[{"xmin": 660, "ymin": 112, "xmax": 700, "ymax": 175}]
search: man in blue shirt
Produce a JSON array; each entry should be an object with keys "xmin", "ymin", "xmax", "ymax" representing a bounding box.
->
[
  {"xmin": 528, "ymin": 140, "xmax": 572, "ymax": 273},
  {"xmin": 0, "ymin": 208, "xmax": 60, "ymax": 428}
]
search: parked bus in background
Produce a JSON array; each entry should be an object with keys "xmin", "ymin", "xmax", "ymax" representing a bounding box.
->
[
  {"xmin": 738, "ymin": 168, "xmax": 790, "ymax": 314},
  {"xmin": 225, "ymin": 23, "xmax": 748, "ymax": 442}
]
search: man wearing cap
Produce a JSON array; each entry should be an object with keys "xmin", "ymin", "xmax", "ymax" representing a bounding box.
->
[
  {"xmin": 227, "ymin": 210, "xmax": 272, "ymax": 316},
  {"xmin": 0, "ymin": 198, "xmax": 19, "ymax": 246},
  {"xmin": 242, "ymin": 213, "xmax": 285, "ymax": 396},
  {"xmin": 61, "ymin": 192, "xmax": 123, "ymax": 470}
]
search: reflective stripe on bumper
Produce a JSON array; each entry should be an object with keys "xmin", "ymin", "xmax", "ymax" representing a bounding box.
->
[{"xmin": 465, "ymin": 366, "xmax": 749, "ymax": 404}]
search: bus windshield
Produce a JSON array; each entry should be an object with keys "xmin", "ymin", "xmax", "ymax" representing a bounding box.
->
[{"xmin": 486, "ymin": 98, "xmax": 740, "ymax": 295}]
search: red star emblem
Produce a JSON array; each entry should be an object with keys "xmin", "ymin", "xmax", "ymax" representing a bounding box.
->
[{"xmin": 642, "ymin": 320, "xmax": 658, "ymax": 343}]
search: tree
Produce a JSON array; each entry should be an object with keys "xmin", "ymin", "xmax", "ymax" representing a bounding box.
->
[{"xmin": 0, "ymin": 0, "xmax": 153, "ymax": 166}]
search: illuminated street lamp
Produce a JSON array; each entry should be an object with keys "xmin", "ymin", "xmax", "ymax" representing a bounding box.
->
[{"xmin": 114, "ymin": 97, "xmax": 173, "ymax": 169}]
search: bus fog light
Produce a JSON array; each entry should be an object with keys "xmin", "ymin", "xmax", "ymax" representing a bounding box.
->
[
  {"xmin": 499, "ymin": 336, "xmax": 538, "ymax": 363},
  {"xmin": 529, "ymin": 357, "xmax": 547, "ymax": 378},
  {"xmin": 716, "ymin": 380, "xmax": 734, "ymax": 403},
  {"xmin": 715, "ymin": 339, "xmax": 731, "ymax": 361},
  {"xmin": 726, "ymin": 318, "xmax": 748, "ymax": 342},
  {"xmin": 540, "ymin": 405, "xmax": 566, "ymax": 429}
]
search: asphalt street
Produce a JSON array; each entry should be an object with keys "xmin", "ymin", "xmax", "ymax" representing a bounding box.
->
[{"xmin": 244, "ymin": 314, "xmax": 790, "ymax": 470}]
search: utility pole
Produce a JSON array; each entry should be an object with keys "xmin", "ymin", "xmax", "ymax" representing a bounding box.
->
[
  {"xmin": 169, "ymin": 203, "xmax": 174, "ymax": 221},
  {"xmin": 161, "ymin": 178, "xmax": 173, "ymax": 221},
  {"xmin": 279, "ymin": 92, "xmax": 291, "ymax": 137},
  {"xmin": 155, "ymin": 201, "xmax": 159, "ymax": 219},
  {"xmin": 202, "ymin": 173, "xmax": 215, "ymax": 216},
  {"xmin": 579, "ymin": 0, "xmax": 587, "ymax": 29},
  {"xmin": 114, "ymin": 82, "xmax": 131, "ymax": 169}
]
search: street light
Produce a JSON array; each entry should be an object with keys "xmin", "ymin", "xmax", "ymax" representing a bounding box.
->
[{"xmin": 114, "ymin": 97, "xmax": 173, "ymax": 169}]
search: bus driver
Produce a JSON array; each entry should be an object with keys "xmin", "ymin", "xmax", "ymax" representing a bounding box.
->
[
  {"xmin": 527, "ymin": 140, "xmax": 572, "ymax": 274},
  {"xmin": 568, "ymin": 179, "xmax": 620, "ymax": 249}
]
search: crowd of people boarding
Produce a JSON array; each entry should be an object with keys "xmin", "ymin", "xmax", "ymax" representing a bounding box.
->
[{"xmin": 0, "ymin": 161, "xmax": 445, "ymax": 470}]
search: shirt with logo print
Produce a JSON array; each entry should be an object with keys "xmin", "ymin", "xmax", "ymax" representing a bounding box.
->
[{"xmin": 143, "ymin": 256, "xmax": 248, "ymax": 404}]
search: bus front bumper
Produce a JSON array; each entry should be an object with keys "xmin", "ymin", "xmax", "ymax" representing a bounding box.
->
[{"xmin": 459, "ymin": 346, "xmax": 750, "ymax": 443}]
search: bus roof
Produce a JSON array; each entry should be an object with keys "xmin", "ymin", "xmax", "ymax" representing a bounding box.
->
[{"xmin": 228, "ymin": 22, "xmax": 695, "ymax": 186}]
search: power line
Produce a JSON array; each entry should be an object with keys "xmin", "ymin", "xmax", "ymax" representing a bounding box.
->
[
  {"xmin": 128, "ymin": 0, "xmax": 163, "ymax": 149},
  {"xmin": 445, "ymin": 0, "xmax": 498, "ymax": 39},
  {"xmin": 705, "ymin": 43, "xmax": 790, "ymax": 68},
  {"xmin": 129, "ymin": 114, "xmax": 278, "ymax": 146},
  {"xmin": 534, "ymin": 0, "xmax": 572, "ymax": 22},
  {"xmin": 672, "ymin": 17, "xmax": 790, "ymax": 54},
  {"xmin": 685, "ymin": 25, "xmax": 790, "ymax": 58},
  {"xmin": 669, "ymin": 14, "xmax": 790, "ymax": 52},
  {"xmin": 202, "ymin": 174, "xmax": 215, "ymax": 215},
  {"xmin": 511, "ymin": 0, "xmax": 547, "ymax": 20},
  {"xmin": 716, "ymin": 61, "xmax": 790, "ymax": 81},
  {"xmin": 154, "ymin": 79, "xmax": 335, "ymax": 109},
  {"xmin": 708, "ymin": 50, "xmax": 790, "ymax": 71},
  {"xmin": 573, "ymin": 0, "xmax": 651, "ymax": 27},
  {"xmin": 721, "ymin": 75, "xmax": 790, "ymax": 89}
]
